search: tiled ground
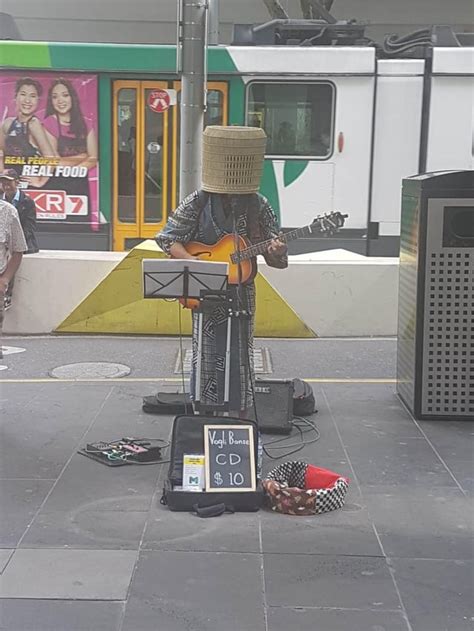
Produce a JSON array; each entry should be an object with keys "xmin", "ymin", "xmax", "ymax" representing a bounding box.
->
[{"xmin": 0, "ymin": 337, "xmax": 472, "ymax": 631}]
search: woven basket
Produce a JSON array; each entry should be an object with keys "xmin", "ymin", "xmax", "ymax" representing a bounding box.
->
[{"xmin": 202, "ymin": 126, "xmax": 267, "ymax": 194}]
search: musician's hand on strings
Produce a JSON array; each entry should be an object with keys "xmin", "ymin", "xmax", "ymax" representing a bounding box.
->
[
  {"xmin": 169, "ymin": 242, "xmax": 199, "ymax": 260},
  {"xmin": 267, "ymin": 237, "xmax": 287, "ymax": 257}
]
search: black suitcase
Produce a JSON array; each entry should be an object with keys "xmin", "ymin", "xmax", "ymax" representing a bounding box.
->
[{"xmin": 161, "ymin": 415, "xmax": 264, "ymax": 513}]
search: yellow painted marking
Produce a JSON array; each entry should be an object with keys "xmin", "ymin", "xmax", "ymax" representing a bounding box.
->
[
  {"xmin": 307, "ymin": 378, "xmax": 395, "ymax": 383},
  {"xmin": 56, "ymin": 239, "xmax": 315, "ymax": 338},
  {"xmin": 0, "ymin": 377, "xmax": 396, "ymax": 384}
]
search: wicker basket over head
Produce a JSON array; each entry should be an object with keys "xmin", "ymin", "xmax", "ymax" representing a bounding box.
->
[{"xmin": 202, "ymin": 126, "xmax": 267, "ymax": 194}]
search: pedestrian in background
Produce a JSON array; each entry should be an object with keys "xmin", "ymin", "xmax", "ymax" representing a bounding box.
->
[
  {"xmin": 0, "ymin": 169, "xmax": 38, "ymax": 311},
  {"xmin": 0, "ymin": 195, "xmax": 27, "ymax": 356}
]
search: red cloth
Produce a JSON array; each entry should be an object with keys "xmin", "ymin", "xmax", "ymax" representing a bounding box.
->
[{"xmin": 304, "ymin": 464, "xmax": 349, "ymax": 490}]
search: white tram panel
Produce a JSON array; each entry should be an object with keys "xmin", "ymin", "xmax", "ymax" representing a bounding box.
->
[
  {"xmin": 426, "ymin": 48, "xmax": 474, "ymax": 173},
  {"xmin": 370, "ymin": 59, "xmax": 425, "ymax": 236},
  {"xmin": 330, "ymin": 75, "xmax": 375, "ymax": 230},
  {"xmin": 227, "ymin": 46, "xmax": 374, "ymax": 75}
]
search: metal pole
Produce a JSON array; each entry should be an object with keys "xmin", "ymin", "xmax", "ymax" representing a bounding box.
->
[
  {"xmin": 208, "ymin": 0, "xmax": 219, "ymax": 45},
  {"xmin": 179, "ymin": 0, "xmax": 208, "ymax": 199}
]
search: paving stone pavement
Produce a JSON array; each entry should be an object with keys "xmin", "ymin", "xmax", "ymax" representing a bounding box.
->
[{"xmin": 0, "ymin": 336, "xmax": 472, "ymax": 631}]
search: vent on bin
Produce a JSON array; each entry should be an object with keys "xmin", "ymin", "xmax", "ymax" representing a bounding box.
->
[{"xmin": 423, "ymin": 251, "xmax": 473, "ymax": 416}]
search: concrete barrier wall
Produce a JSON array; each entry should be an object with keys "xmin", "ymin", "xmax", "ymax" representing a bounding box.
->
[
  {"xmin": 4, "ymin": 249, "xmax": 399, "ymax": 337},
  {"xmin": 4, "ymin": 251, "xmax": 124, "ymax": 335},
  {"xmin": 260, "ymin": 250, "xmax": 399, "ymax": 337}
]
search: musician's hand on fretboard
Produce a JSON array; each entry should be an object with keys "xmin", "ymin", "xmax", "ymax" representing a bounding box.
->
[{"xmin": 267, "ymin": 237, "xmax": 287, "ymax": 257}]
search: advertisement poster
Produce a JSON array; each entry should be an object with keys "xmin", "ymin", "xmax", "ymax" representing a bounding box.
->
[{"xmin": 0, "ymin": 72, "xmax": 100, "ymax": 229}]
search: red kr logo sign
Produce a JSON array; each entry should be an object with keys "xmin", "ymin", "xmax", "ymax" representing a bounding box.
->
[{"xmin": 28, "ymin": 190, "xmax": 88, "ymax": 219}]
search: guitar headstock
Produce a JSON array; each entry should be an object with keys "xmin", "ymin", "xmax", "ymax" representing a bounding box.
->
[{"xmin": 309, "ymin": 211, "xmax": 348, "ymax": 237}]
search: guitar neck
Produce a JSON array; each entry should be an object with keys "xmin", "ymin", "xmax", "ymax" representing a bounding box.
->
[{"xmin": 235, "ymin": 225, "xmax": 312, "ymax": 262}]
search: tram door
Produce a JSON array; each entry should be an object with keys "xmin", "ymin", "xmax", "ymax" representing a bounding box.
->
[{"xmin": 113, "ymin": 80, "xmax": 227, "ymax": 251}]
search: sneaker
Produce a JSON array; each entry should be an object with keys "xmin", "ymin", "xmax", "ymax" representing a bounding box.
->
[{"xmin": 3, "ymin": 295, "xmax": 11, "ymax": 311}]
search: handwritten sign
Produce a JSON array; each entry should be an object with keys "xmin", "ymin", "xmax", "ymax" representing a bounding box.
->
[{"xmin": 204, "ymin": 425, "xmax": 256, "ymax": 493}]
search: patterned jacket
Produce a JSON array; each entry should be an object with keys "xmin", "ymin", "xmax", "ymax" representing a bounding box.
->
[{"xmin": 156, "ymin": 190, "xmax": 288, "ymax": 270}]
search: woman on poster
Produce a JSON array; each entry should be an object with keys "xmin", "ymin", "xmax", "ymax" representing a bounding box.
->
[
  {"xmin": 43, "ymin": 78, "xmax": 98, "ymax": 222},
  {"xmin": 0, "ymin": 77, "xmax": 54, "ymax": 182}
]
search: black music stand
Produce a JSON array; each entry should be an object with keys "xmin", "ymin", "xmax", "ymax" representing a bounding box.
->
[
  {"xmin": 142, "ymin": 258, "xmax": 233, "ymax": 413},
  {"xmin": 143, "ymin": 258, "xmax": 229, "ymax": 302}
]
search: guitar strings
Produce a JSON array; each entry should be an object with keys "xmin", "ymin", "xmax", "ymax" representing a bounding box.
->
[{"xmin": 232, "ymin": 212, "xmax": 346, "ymax": 262}]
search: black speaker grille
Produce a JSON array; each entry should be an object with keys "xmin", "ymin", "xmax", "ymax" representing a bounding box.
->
[{"xmin": 254, "ymin": 380, "xmax": 293, "ymax": 434}]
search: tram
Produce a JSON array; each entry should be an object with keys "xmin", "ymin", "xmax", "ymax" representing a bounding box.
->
[{"xmin": 0, "ymin": 22, "xmax": 472, "ymax": 255}]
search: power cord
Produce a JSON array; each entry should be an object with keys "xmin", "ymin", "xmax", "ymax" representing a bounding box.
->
[
  {"xmin": 161, "ymin": 294, "xmax": 191, "ymax": 416},
  {"xmin": 122, "ymin": 458, "xmax": 170, "ymax": 466},
  {"xmin": 381, "ymin": 28, "xmax": 432, "ymax": 57},
  {"xmin": 262, "ymin": 416, "xmax": 321, "ymax": 461},
  {"xmin": 177, "ymin": 301, "xmax": 192, "ymax": 415}
]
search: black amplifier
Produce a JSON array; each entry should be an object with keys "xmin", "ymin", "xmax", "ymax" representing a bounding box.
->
[{"xmin": 253, "ymin": 379, "xmax": 294, "ymax": 434}]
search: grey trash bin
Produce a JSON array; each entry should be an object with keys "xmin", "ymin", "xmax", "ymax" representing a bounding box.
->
[{"xmin": 397, "ymin": 170, "xmax": 474, "ymax": 421}]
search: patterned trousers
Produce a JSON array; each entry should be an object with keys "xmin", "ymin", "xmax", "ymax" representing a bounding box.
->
[{"xmin": 191, "ymin": 283, "xmax": 256, "ymax": 412}]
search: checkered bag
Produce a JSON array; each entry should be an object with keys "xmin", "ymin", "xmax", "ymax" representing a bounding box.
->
[{"xmin": 263, "ymin": 461, "xmax": 349, "ymax": 516}]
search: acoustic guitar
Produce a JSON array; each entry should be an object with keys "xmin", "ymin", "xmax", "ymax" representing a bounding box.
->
[{"xmin": 179, "ymin": 210, "xmax": 348, "ymax": 308}]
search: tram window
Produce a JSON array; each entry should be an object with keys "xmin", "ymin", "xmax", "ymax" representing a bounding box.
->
[
  {"xmin": 117, "ymin": 88, "xmax": 137, "ymax": 222},
  {"xmin": 246, "ymin": 82, "xmax": 334, "ymax": 158},
  {"xmin": 206, "ymin": 90, "xmax": 224, "ymax": 126}
]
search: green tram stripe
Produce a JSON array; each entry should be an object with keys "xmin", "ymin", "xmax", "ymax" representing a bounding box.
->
[
  {"xmin": 0, "ymin": 42, "xmax": 52, "ymax": 68},
  {"xmin": 1, "ymin": 42, "xmax": 238, "ymax": 75},
  {"xmin": 208, "ymin": 48, "xmax": 237, "ymax": 73},
  {"xmin": 228, "ymin": 77, "xmax": 245, "ymax": 124},
  {"xmin": 48, "ymin": 44, "xmax": 177, "ymax": 72}
]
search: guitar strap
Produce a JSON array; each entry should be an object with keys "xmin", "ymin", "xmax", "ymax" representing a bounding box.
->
[
  {"xmin": 245, "ymin": 194, "xmax": 262, "ymax": 244},
  {"xmin": 194, "ymin": 189, "xmax": 210, "ymax": 234}
]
